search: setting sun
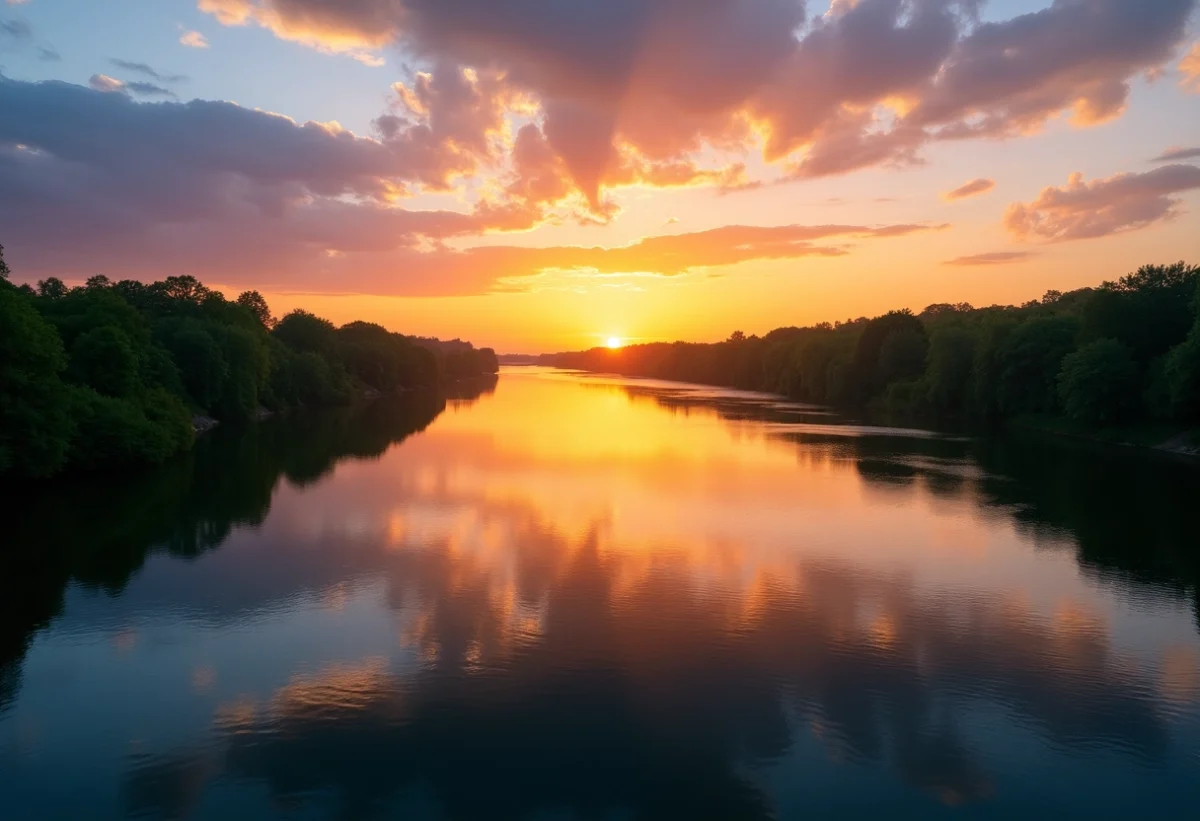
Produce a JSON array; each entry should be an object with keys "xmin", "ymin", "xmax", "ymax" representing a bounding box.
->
[{"xmin": 607, "ymin": 337, "xmax": 623, "ymax": 349}]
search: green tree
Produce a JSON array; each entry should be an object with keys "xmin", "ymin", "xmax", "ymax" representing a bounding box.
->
[
  {"xmin": 68, "ymin": 326, "xmax": 139, "ymax": 397},
  {"xmin": 0, "ymin": 285, "xmax": 73, "ymax": 477},
  {"xmin": 1082, "ymin": 262, "xmax": 1198, "ymax": 362},
  {"xmin": 236, "ymin": 291, "xmax": 275, "ymax": 329},
  {"xmin": 274, "ymin": 310, "xmax": 338, "ymax": 356},
  {"xmin": 877, "ymin": 328, "xmax": 928, "ymax": 387},
  {"xmin": 66, "ymin": 389, "xmax": 186, "ymax": 471},
  {"xmin": 338, "ymin": 321, "xmax": 407, "ymax": 391},
  {"xmin": 996, "ymin": 315, "xmax": 1080, "ymax": 415},
  {"xmin": 214, "ymin": 325, "xmax": 269, "ymax": 419},
  {"xmin": 164, "ymin": 325, "xmax": 228, "ymax": 410},
  {"xmin": 1164, "ymin": 337, "xmax": 1200, "ymax": 424},
  {"xmin": 0, "ymin": 243, "xmax": 10, "ymax": 279},
  {"xmin": 852, "ymin": 311, "xmax": 926, "ymax": 402},
  {"xmin": 37, "ymin": 277, "xmax": 68, "ymax": 299},
  {"xmin": 1057, "ymin": 339, "xmax": 1139, "ymax": 424},
  {"xmin": 1162, "ymin": 280, "xmax": 1200, "ymax": 424},
  {"xmin": 924, "ymin": 327, "xmax": 977, "ymax": 414}
]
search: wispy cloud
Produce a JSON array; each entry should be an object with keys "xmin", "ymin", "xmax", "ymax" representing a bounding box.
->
[
  {"xmin": 126, "ymin": 81, "xmax": 177, "ymax": 98},
  {"xmin": 942, "ymin": 178, "xmax": 996, "ymax": 202},
  {"xmin": 110, "ymin": 59, "xmax": 187, "ymax": 84},
  {"xmin": 1152, "ymin": 146, "xmax": 1200, "ymax": 162},
  {"xmin": 944, "ymin": 252, "xmax": 1038, "ymax": 267},
  {"xmin": 0, "ymin": 18, "xmax": 31, "ymax": 39}
]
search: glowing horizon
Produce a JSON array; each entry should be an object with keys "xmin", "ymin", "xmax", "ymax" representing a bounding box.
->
[{"xmin": 1, "ymin": 0, "xmax": 1198, "ymax": 352}]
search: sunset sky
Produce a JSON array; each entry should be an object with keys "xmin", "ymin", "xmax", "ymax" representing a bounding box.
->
[{"xmin": 2, "ymin": 0, "xmax": 1198, "ymax": 352}]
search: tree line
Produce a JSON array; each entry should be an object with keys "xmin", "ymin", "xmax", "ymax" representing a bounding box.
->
[
  {"xmin": 545, "ymin": 262, "xmax": 1200, "ymax": 433},
  {"xmin": 0, "ymin": 245, "xmax": 498, "ymax": 479}
]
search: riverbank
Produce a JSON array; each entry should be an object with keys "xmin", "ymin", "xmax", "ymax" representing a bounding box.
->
[{"xmin": 1004, "ymin": 415, "xmax": 1200, "ymax": 459}]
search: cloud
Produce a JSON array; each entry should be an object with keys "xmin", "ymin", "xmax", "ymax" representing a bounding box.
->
[
  {"xmin": 1152, "ymin": 146, "xmax": 1200, "ymax": 162},
  {"xmin": 943, "ymin": 251, "xmax": 1038, "ymax": 266},
  {"xmin": 110, "ymin": 59, "xmax": 187, "ymax": 84},
  {"xmin": 942, "ymin": 178, "xmax": 995, "ymax": 202},
  {"xmin": 1181, "ymin": 42, "xmax": 1200, "ymax": 92},
  {"xmin": 372, "ymin": 64, "xmax": 529, "ymax": 192},
  {"xmin": 196, "ymin": 0, "xmax": 388, "ymax": 64},
  {"xmin": 0, "ymin": 18, "xmax": 31, "ymax": 39},
  {"xmin": 179, "ymin": 30, "xmax": 209, "ymax": 48},
  {"xmin": 88, "ymin": 74, "xmax": 126, "ymax": 93},
  {"xmin": 1, "ymin": 14, "xmax": 61, "ymax": 62},
  {"xmin": 126, "ymin": 81, "xmax": 177, "ymax": 98},
  {"xmin": 913, "ymin": 0, "xmax": 1193, "ymax": 136},
  {"xmin": 0, "ymin": 76, "xmax": 936, "ymax": 296},
  {"xmin": 1004, "ymin": 165, "xmax": 1200, "ymax": 242},
  {"xmin": 194, "ymin": 0, "xmax": 1197, "ymax": 195}
]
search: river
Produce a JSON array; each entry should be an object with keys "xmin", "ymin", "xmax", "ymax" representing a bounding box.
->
[{"xmin": 2, "ymin": 366, "xmax": 1198, "ymax": 819}]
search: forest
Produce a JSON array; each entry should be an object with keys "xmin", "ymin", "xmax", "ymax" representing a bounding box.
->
[
  {"xmin": 545, "ymin": 262, "xmax": 1200, "ymax": 436},
  {"xmin": 0, "ymin": 245, "xmax": 498, "ymax": 480}
]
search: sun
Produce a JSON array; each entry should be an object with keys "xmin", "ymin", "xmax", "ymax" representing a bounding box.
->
[{"xmin": 606, "ymin": 336, "xmax": 623, "ymax": 349}]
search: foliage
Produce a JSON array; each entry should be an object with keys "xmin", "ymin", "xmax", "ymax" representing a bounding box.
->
[
  {"xmin": 923, "ymin": 327, "xmax": 976, "ymax": 414},
  {"xmin": 0, "ymin": 283, "xmax": 73, "ymax": 476},
  {"xmin": 995, "ymin": 315, "xmax": 1079, "ymax": 415},
  {"xmin": 545, "ymin": 260, "xmax": 1200, "ymax": 434},
  {"xmin": 0, "ymin": 262, "xmax": 498, "ymax": 480},
  {"xmin": 236, "ymin": 291, "xmax": 275, "ymax": 329},
  {"xmin": 1163, "ymin": 279, "xmax": 1200, "ymax": 425},
  {"xmin": 1057, "ymin": 339, "xmax": 1140, "ymax": 424}
]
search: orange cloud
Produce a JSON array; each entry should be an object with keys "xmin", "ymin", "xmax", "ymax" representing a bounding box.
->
[
  {"xmin": 179, "ymin": 30, "xmax": 209, "ymax": 48},
  {"xmin": 942, "ymin": 178, "xmax": 996, "ymax": 202},
  {"xmin": 88, "ymin": 74, "xmax": 126, "ymax": 93},
  {"xmin": 197, "ymin": 0, "xmax": 387, "ymax": 64},
  {"xmin": 1005, "ymin": 165, "xmax": 1200, "ymax": 242},
  {"xmin": 1181, "ymin": 42, "xmax": 1200, "ymax": 92},
  {"xmin": 194, "ymin": 1, "xmax": 1196, "ymax": 190}
]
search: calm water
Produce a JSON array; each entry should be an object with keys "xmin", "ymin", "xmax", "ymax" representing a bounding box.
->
[{"xmin": 2, "ymin": 367, "xmax": 1200, "ymax": 820}]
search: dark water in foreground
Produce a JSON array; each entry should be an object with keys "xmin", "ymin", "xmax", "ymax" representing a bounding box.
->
[{"xmin": 2, "ymin": 367, "xmax": 1199, "ymax": 820}]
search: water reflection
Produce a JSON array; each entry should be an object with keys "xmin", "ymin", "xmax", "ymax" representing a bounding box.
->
[{"xmin": 1, "ymin": 369, "xmax": 1198, "ymax": 820}]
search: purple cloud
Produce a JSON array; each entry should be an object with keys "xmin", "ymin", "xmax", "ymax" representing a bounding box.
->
[{"xmin": 197, "ymin": 0, "xmax": 1197, "ymax": 194}]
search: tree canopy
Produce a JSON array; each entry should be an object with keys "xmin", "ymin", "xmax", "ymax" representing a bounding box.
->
[
  {"xmin": 545, "ymin": 262, "xmax": 1200, "ymax": 432},
  {"xmin": 0, "ymin": 264, "xmax": 499, "ymax": 480}
]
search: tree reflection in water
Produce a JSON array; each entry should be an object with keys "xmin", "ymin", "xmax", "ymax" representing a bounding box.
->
[{"xmin": 2, "ymin": 371, "xmax": 1198, "ymax": 821}]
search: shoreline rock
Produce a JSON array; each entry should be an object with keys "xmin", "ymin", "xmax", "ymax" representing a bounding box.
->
[{"xmin": 192, "ymin": 415, "xmax": 219, "ymax": 434}]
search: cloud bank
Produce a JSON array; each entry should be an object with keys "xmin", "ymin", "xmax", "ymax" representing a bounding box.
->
[
  {"xmin": 195, "ymin": 0, "xmax": 1196, "ymax": 203},
  {"xmin": 0, "ymin": 76, "xmax": 940, "ymax": 295},
  {"xmin": 4, "ymin": 1, "xmax": 1199, "ymax": 297}
]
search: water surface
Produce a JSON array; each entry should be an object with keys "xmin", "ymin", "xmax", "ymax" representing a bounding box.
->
[{"xmin": 2, "ymin": 367, "xmax": 1199, "ymax": 820}]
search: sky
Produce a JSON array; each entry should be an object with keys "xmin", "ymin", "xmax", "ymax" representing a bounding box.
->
[{"xmin": 1, "ymin": 0, "xmax": 1198, "ymax": 353}]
